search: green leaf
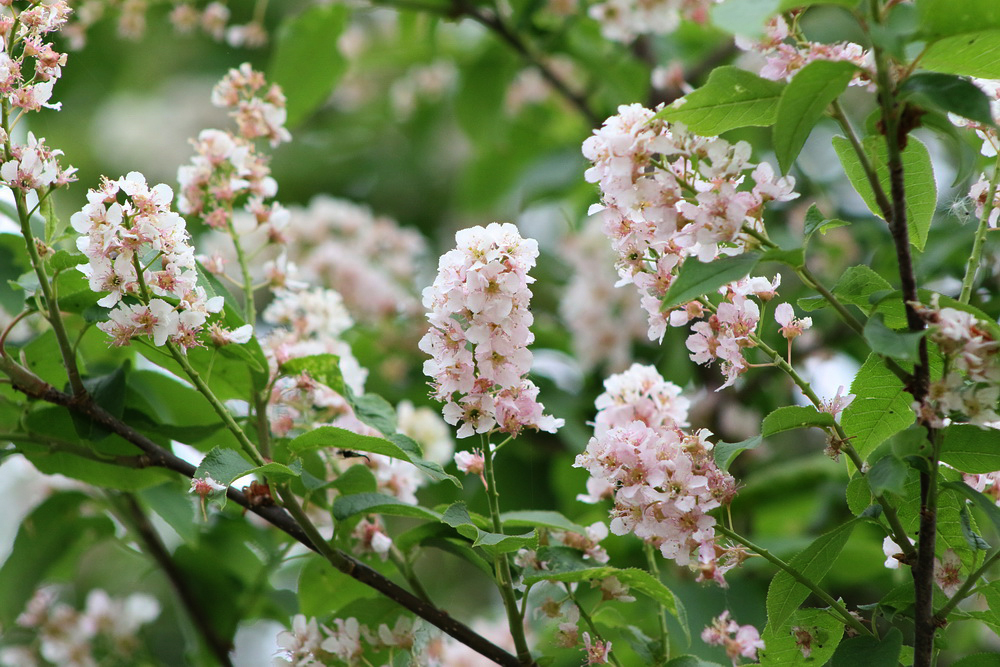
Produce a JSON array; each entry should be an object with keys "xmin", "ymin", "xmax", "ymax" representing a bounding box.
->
[
  {"xmin": 922, "ymin": 31, "xmax": 1000, "ymax": 78},
  {"xmin": 867, "ymin": 455, "xmax": 910, "ymax": 497},
  {"xmin": 959, "ymin": 505, "xmax": 992, "ymax": 550},
  {"xmin": 328, "ymin": 464, "xmax": 377, "ymax": 496},
  {"xmin": 523, "ymin": 564, "xmax": 689, "ymax": 643},
  {"xmin": 140, "ymin": 482, "xmax": 198, "ymax": 543},
  {"xmin": 280, "ymin": 354, "xmax": 345, "ymax": 396},
  {"xmin": 665, "ymin": 658, "xmax": 725, "ymax": 667},
  {"xmin": 0, "ymin": 233, "xmax": 31, "ymax": 315},
  {"xmin": 830, "ymin": 628, "xmax": 903, "ymax": 667},
  {"xmin": 796, "ymin": 264, "xmax": 894, "ymax": 316},
  {"xmin": 40, "ymin": 194, "xmax": 60, "ymax": 245},
  {"xmin": 298, "ymin": 555, "xmax": 375, "ymax": 617},
  {"xmin": 831, "ymin": 134, "xmax": 937, "ymax": 250},
  {"xmin": 759, "ymin": 607, "xmax": 845, "ymax": 666},
  {"xmin": 349, "ymin": 392, "xmax": 398, "ymax": 436},
  {"xmin": 774, "ymin": 60, "xmax": 858, "ymax": 173},
  {"xmin": 940, "ymin": 424, "xmax": 1000, "ymax": 473},
  {"xmin": 72, "ymin": 365, "xmax": 129, "ymax": 440},
  {"xmin": 863, "ymin": 312, "xmax": 926, "ymax": 361},
  {"xmin": 269, "ymin": 4, "xmax": 349, "ymax": 128},
  {"xmin": 942, "ymin": 481, "xmax": 1000, "ymax": 535},
  {"xmin": 195, "ymin": 446, "xmax": 302, "ymax": 488},
  {"xmin": 441, "ymin": 502, "xmax": 537, "ymax": 553},
  {"xmin": 714, "ymin": 435, "xmax": 763, "ymax": 472},
  {"xmin": 900, "ymin": 73, "xmax": 997, "ymax": 126},
  {"xmin": 0, "ymin": 493, "xmax": 114, "ymax": 626},
  {"xmin": 917, "ymin": 0, "xmax": 1000, "ymax": 38},
  {"xmin": 710, "ymin": 0, "xmax": 780, "ymax": 38},
  {"xmin": 47, "ymin": 250, "xmax": 85, "ymax": 273},
  {"xmin": 655, "ymin": 68, "xmax": 785, "ymax": 135},
  {"xmin": 841, "ymin": 353, "xmax": 915, "ymax": 459},
  {"xmin": 759, "ymin": 247, "xmax": 805, "ymax": 267},
  {"xmin": 761, "ymin": 406, "xmax": 835, "ymax": 437},
  {"xmin": 124, "ymin": 370, "xmax": 235, "ymax": 450},
  {"xmin": 288, "ymin": 426, "xmax": 460, "ymax": 486},
  {"xmin": 803, "ymin": 204, "xmax": 851, "ymax": 238},
  {"xmin": 846, "ymin": 474, "xmax": 872, "ymax": 516},
  {"xmin": 661, "ymin": 252, "xmax": 760, "ymax": 310},
  {"xmin": 766, "ymin": 519, "xmax": 860, "ymax": 630},
  {"xmin": 500, "ymin": 510, "xmax": 588, "ymax": 534},
  {"xmin": 332, "ymin": 492, "xmax": 443, "ymax": 522},
  {"xmin": 950, "ymin": 655, "xmax": 1000, "ymax": 667}
]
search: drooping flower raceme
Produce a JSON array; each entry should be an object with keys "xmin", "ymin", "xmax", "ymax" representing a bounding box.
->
[
  {"xmin": 583, "ymin": 104, "xmax": 799, "ymax": 388},
  {"xmin": 587, "ymin": 0, "xmax": 717, "ymax": 43},
  {"xmin": 575, "ymin": 364, "xmax": 742, "ymax": 584},
  {"xmin": 420, "ymin": 223, "xmax": 563, "ymax": 438},
  {"xmin": 701, "ymin": 611, "xmax": 765, "ymax": 666},
  {"xmin": 72, "ymin": 172, "xmax": 239, "ymax": 351}
]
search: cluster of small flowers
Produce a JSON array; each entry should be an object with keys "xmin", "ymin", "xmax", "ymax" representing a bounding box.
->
[
  {"xmin": 71, "ymin": 172, "xmax": 242, "ymax": 350},
  {"xmin": 274, "ymin": 614, "xmax": 428, "ymax": 666},
  {"xmin": 583, "ymin": 103, "xmax": 797, "ymax": 344},
  {"xmin": 700, "ymin": 611, "xmax": 764, "ymax": 666},
  {"xmin": 914, "ymin": 298, "xmax": 1000, "ymax": 427},
  {"xmin": 60, "ymin": 1, "xmax": 267, "ymax": 50},
  {"xmin": 279, "ymin": 195, "xmax": 427, "ymax": 325},
  {"xmin": 883, "ymin": 537, "xmax": 964, "ymax": 597},
  {"xmin": 574, "ymin": 364, "xmax": 743, "ymax": 584},
  {"xmin": 261, "ymin": 287, "xmax": 447, "ymax": 508},
  {"xmin": 0, "ymin": 0, "xmax": 71, "ymax": 113},
  {"xmin": 951, "ymin": 78, "xmax": 1000, "ymax": 227},
  {"xmin": 177, "ymin": 64, "xmax": 290, "ymax": 236},
  {"xmin": 420, "ymin": 223, "xmax": 564, "ymax": 438},
  {"xmin": 559, "ymin": 217, "xmax": 647, "ymax": 373},
  {"xmin": 3, "ymin": 587, "xmax": 159, "ymax": 666},
  {"xmin": 736, "ymin": 15, "xmax": 871, "ymax": 83},
  {"xmin": 587, "ymin": 0, "xmax": 716, "ymax": 43}
]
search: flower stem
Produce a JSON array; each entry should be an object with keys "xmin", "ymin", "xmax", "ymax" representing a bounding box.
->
[
  {"xmin": 481, "ymin": 437, "xmax": 534, "ymax": 664},
  {"xmin": 166, "ymin": 342, "xmax": 267, "ymax": 467},
  {"xmin": 565, "ymin": 583, "xmax": 624, "ymax": 667},
  {"xmin": 644, "ymin": 542, "xmax": 670, "ymax": 663},
  {"xmin": 959, "ymin": 154, "xmax": 1000, "ymax": 303},
  {"xmin": 714, "ymin": 525, "xmax": 871, "ymax": 636}
]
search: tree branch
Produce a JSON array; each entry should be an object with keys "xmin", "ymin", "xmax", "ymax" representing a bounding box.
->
[{"xmin": 0, "ymin": 356, "xmax": 523, "ymax": 667}]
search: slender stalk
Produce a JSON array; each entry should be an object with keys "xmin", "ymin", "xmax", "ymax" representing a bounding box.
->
[
  {"xmin": 11, "ymin": 188, "xmax": 85, "ymax": 397},
  {"xmin": 830, "ymin": 100, "xmax": 893, "ymax": 221},
  {"xmin": 644, "ymin": 542, "xmax": 670, "ymax": 663},
  {"xmin": 565, "ymin": 584, "xmax": 624, "ymax": 667},
  {"xmin": 114, "ymin": 493, "xmax": 235, "ymax": 667},
  {"xmin": 714, "ymin": 525, "xmax": 871, "ymax": 636},
  {"xmin": 959, "ymin": 154, "xmax": 1000, "ymax": 303},
  {"xmin": 166, "ymin": 343, "xmax": 267, "ymax": 467},
  {"xmin": 389, "ymin": 545, "xmax": 433, "ymax": 605},
  {"xmin": 481, "ymin": 437, "xmax": 534, "ymax": 664}
]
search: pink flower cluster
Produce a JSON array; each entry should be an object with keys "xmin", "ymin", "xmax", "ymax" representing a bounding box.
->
[
  {"xmin": 177, "ymin": 64, "xmax": 290, "ymax": 235},
  {"xmin": 736, "ymin": 15, "xmax": 870, "ymax": 83},
  {"xmin": 701, "ymin": 611, "xmax": 765, "ymax": 666},
  {"xmin": 420, "ymin": 223, "xmax": 563, "ymax": 438},
  {"xmin": 575, "ymin": 364, "xmax": 741, "ymax": 584},
  {"xmin": 915, "ymin": 298, "xmax": 1000, "ymax": 427},
  {"xmin": 588, "ymin": 0, "xmax": 715, "ymax": 43},
  {"xmin": 583, "ymin": 103, "xmax": 796, "ymax": 343},
  {"xmin": 0, "ymin": 1, "xmax": 71, "ymax": 114},
  {"xmin": 72, "ymin": 172, "xmax": 241, "ymax": 351}
]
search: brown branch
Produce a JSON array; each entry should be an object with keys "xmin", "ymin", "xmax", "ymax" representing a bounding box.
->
[
  {"xmin": 115, "ymin": 493, "xmax": 235, "ymax": 667},
  {"xmin": 0, "ymin": 357, "xmax": 522, "ymax": 667}
]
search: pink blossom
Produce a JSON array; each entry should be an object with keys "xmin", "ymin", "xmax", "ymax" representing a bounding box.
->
[{"xmin": 701, "ymin": 611, "xmax": 765, "ymax": 666}]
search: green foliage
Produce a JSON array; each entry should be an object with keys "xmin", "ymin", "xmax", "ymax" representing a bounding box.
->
[
  {"xmin": 332, "ymin": 492, "xmax": 443, "ymax": 522},
  {"xmin": 921, "ymin": 32, "xmax": 1000, "ymax": 78},
  {"xmin": 831, "ymin": 134, "xmax": 937, "ymax": 251},
  {"xmin": 761, "ymin": 406, "xmax": 835, "ymax": 437},
  {"xmin": 830, "ymin": 628, "xmax": 903, "ymax": 666},
  {"xmin": 270, "ymin": 4, "xmax": 350, "ymax": 128},
  {"xmin": 766, "ymin": 519, "xmax": 859, "ymax": 632},
  {"xmin": 841, "ymin": 354, "xmax": 915, "ymax": 460},
  {"xmin": 863, "ymin": 313, "xmax": 925, "ymax": 361},
  {"xmin": 661, "ymin": 252, "xmax": 760, "ymax": 310},
  {"xmin": 759, "ymin": 607, "xmax": 845, "ymax": 666},
  {"xmin": 714, "ymin": 435, "xmax": 763, "ymax": 471},
  {"xmin": 899, "ymin": 73, "xmax": 997, "ymax": 127},
  {"xmin": 440, "ymin": 502, "xmax": 537, "ymax": 553},
  {"xmin": 940, "ymin": 424, "xmax": 1000, "ymax": 473},
  {"xmin": 656, "ymin": 68, "xmax": 784, "ymax": 135},
  {"xmin": 774, "ymin": 60, "xmax": 858, "ymax": 173}
]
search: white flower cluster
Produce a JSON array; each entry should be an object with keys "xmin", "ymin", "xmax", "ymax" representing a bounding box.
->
[
  {"xmin": 274, "ymin": 614, "xmax": 426, "ymax": 666},
  {"xmin": 588, "ymin": 0, "xmax": 717, "ymax": 43},
  {"xmin": 420, "ymin": 223, "xmax": 564, "ymax": 438},
  {"xmin": 575, "ymin": 364, "xmax": 742, "ymax": 585},
  {"xmin": 916, "ymin": 299, "xmax": 1000, "ymax": 427},
  {"xmin": 3, "ymin": 587, "xmax": 159, "ymax": 666},
  {"xmin": 177, "ymin": 64, "xmax": 290, "ymax": 235},
  {"xmin": 280, "ymin": 195, "xmax": 427, "ymax": 324},
  {"xmin": 71, "ymin": 172, "xmax": 244, "ymax": 350}
]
